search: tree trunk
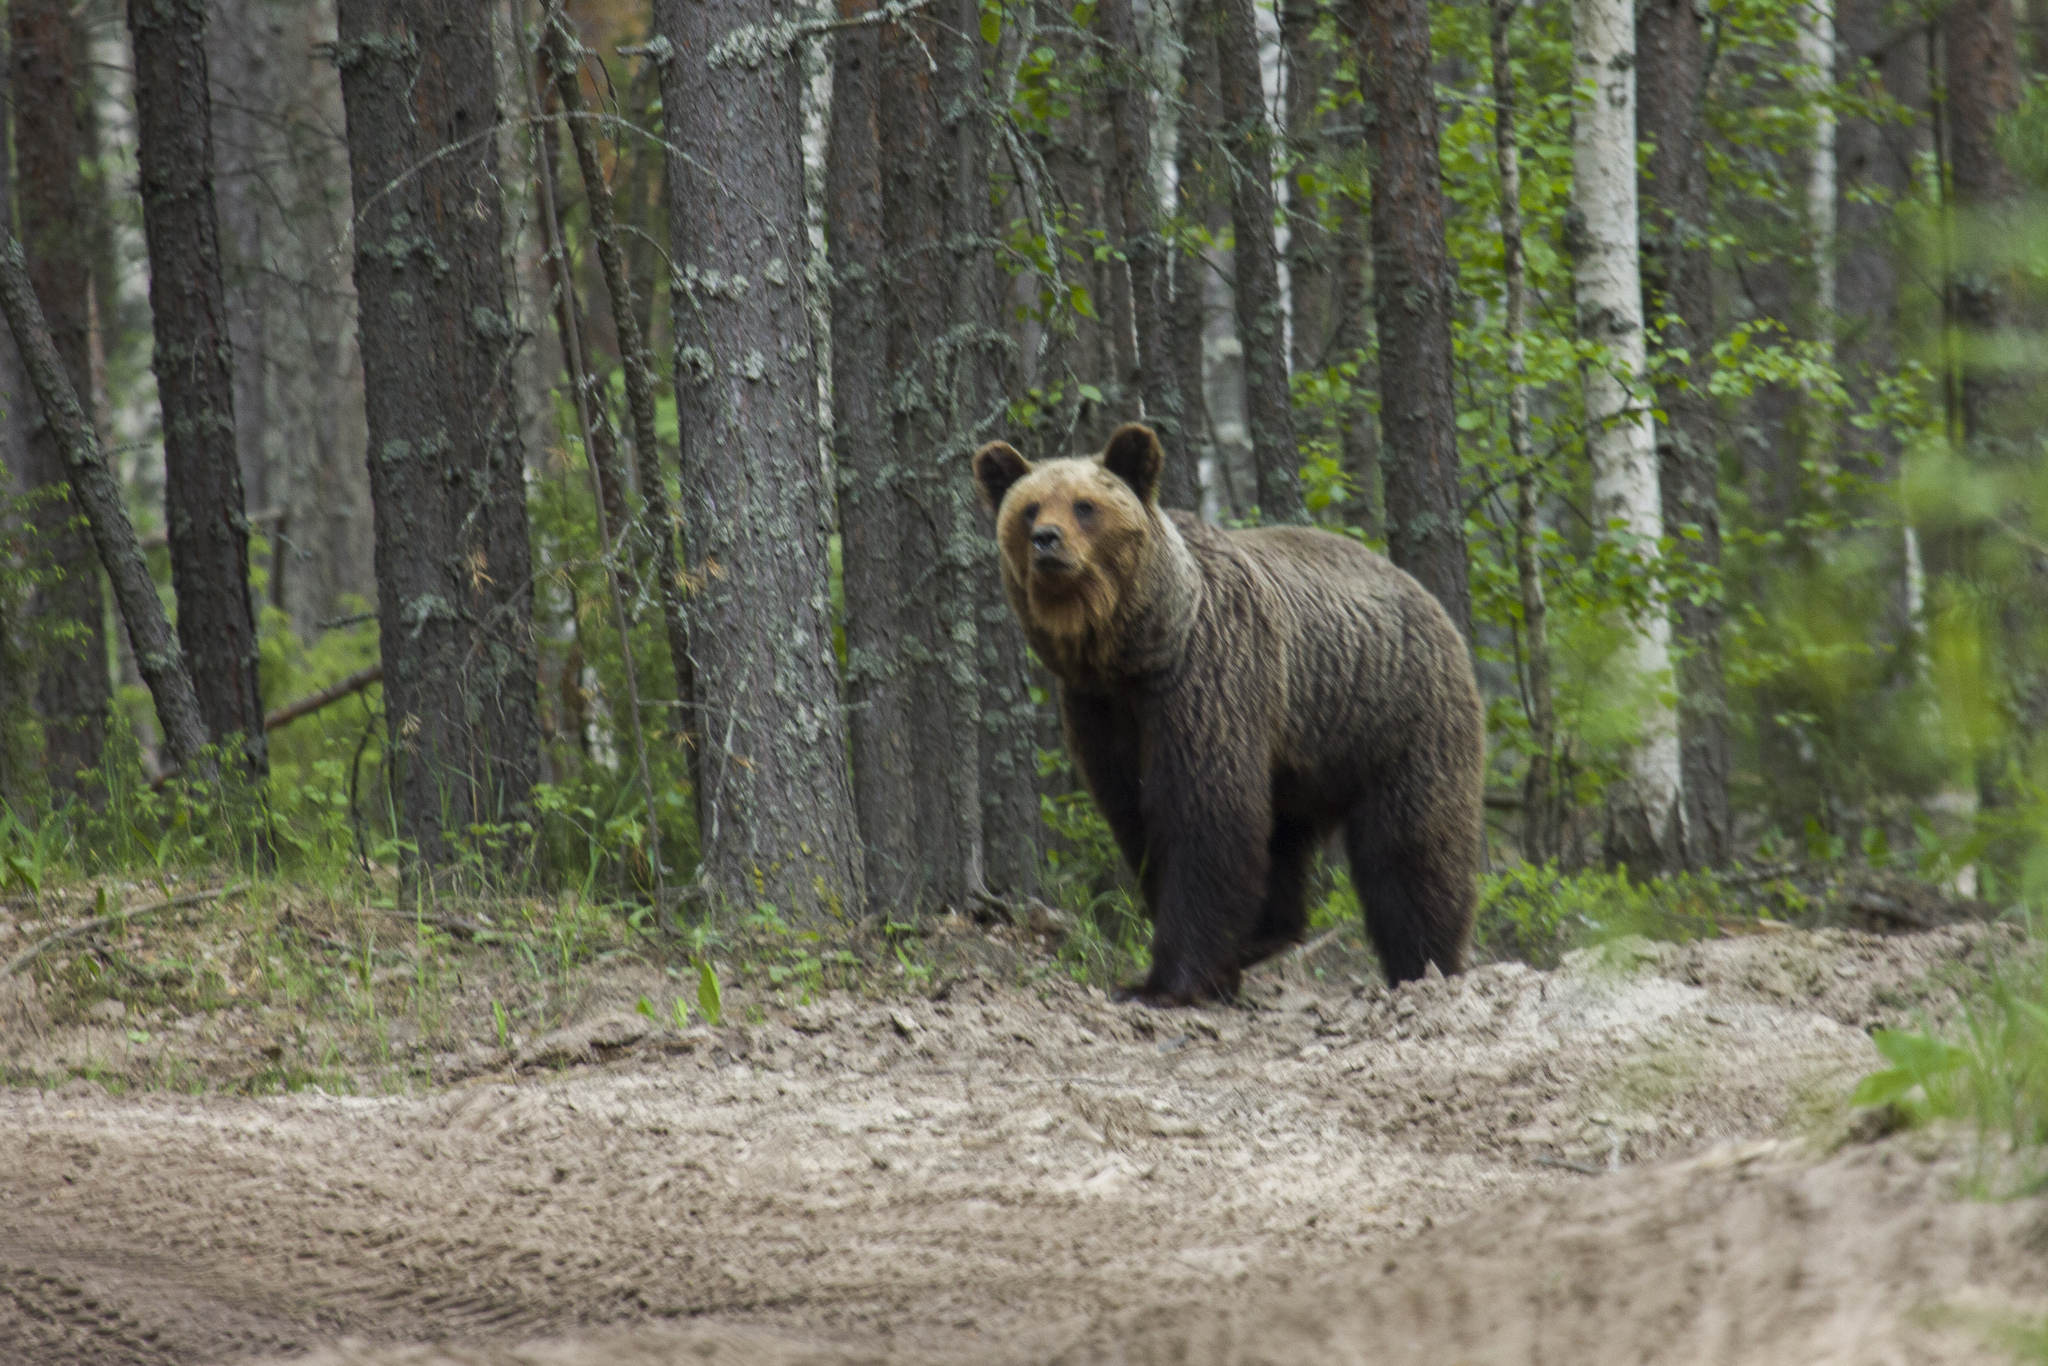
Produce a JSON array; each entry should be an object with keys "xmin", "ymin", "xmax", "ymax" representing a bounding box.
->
[
  {"xmin": 1330, "ymin": 186, "xmax": 1380, "ymax": 535},
  {"xmin": 1168, "ymin": 0, "xmax": 1219, "ymax": 516},
  {"xmin": 9, "ymin": 0, "xmax": 108, "ymax": 800},
  {"xmin": 1489, "ymin": 0, "xmax": 1557, "ymax": 863},
  {"xmin": 1352, "ymin": 0, "xmax": 1471, "ymax": 639},
  {"xmin": 1637, "ymin": 0, "xmax": 1727, "ymax": 868},
  {"xmin": 0, "ymin": 234, "xmax": 213, "ymax": 776},
  {"xmin": 827, "ymin": 0, "xmax": 917, "ymax": 910},
  {"xmin": 335, "ymin": 0, "xmax": 540, "ymax": 869},
  {"xmin": 657, "ymin": 0, "xmax": 863, "ymax": 916},
  {"xmin": 129, "ymin": 0, "xmax": 268, "ymax": 780},
  {"xmin": 540, "ymin": 14, "xmax": 695, "ymax": 762},
  {"xmin": 1100, "ymin": 0, "xmax": 1198, "ymax": 509},
  {"xmin": 1940, "ymin": 0, "xmax": 2024, "ymax": 446},
  {"xmin": 1215, "ymin": 0, "xmax": 1306, "ymax": 524},
  {"xmin": 1571, "ymin": 0, "xmax": 1682, "ymax": 871},
  {"xmin": 1280, "ymin": 0, "xmax": 1331, "ymax": 376}
]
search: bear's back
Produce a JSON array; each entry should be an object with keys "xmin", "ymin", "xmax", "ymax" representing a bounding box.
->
[{"xmin": 1168, "ymin": 513, "xmax": 1478, "ymax": 771}]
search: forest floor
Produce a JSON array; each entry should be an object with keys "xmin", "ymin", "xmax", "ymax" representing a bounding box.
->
[{"xmin": 1, "ymin": 891, "xmax": 2045, "ymax": 1365}]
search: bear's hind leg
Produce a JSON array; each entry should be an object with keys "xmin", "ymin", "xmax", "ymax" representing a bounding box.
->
[
  {"xmin": 1234, "ymin": 815, "xmax": 1318, "ymax": 970},
  {"xmin": 1342, "ymin": 793, "xmax": 1475, "ymax": 984}
]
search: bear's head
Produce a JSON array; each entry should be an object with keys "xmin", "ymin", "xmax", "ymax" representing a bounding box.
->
[{"xmin": 972, "ymin": 424, "xmax": 1171, "ymax": 671}]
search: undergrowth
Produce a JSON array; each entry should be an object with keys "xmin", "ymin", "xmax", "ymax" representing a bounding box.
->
[{"xmin": 1849, "ymin": 907, "xmax": 2048, "ymax": 1194}]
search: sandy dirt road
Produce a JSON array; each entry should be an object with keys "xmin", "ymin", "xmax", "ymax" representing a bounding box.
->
[{"xmin": 2, "ymin": 925, "xmax": 2042, "ymax": 1365}]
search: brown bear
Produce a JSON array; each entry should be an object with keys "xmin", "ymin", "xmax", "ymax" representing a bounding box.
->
[{"xmin": 973, "ymin": 423, "xmax": 1484, "ymax": 1006}]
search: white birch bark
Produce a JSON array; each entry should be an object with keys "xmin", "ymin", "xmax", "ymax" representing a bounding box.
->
[
  {"xmin": 1801, "ymin": 0, "xmax": 1838, "ymax": 485},
  {"xmin": 1801, "ymin": 0, "xmax": 1837, "ymax": 339},
  {"xmin": 1572, "ymin": 0, "xmax": 1682, "ymax": 863}
]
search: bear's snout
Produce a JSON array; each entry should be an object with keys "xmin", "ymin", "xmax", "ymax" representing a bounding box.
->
[{"xmin": 1030, "ymin": 523, "xmax": 1074, "ymax": 570}]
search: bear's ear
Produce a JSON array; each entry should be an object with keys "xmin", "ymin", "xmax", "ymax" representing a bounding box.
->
[
  {"xmin": 1100, "ymin": 424, "xmax": 1163, "ymax": 505},
  {"xmin": 973, "ymin": 441, "xmax": 1032, "ymax": 513}
]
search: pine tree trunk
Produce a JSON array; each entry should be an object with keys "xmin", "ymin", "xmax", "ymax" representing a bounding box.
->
[
  {"xmin": 1280, "ymin": 0, "xmax": 1330, "ymax": 376},
  {"xmin": 0, "ymin": 234, "xmax": 213, "ymax": 776},
  {"xmin": 9, "ymin": 0, "xmax": 108, "ymax": 800},
  {"xmin": 1940, "ymin": 0, "xmax": 2024, "ymax": 445},
  {"xmin": 129, "ymin": 0, "xmax": 268, "ymax": 780},
  {"xmin": 827, "ymin": 0, "xmax": 919, "ymax": 911},
  {"xmin": 1571, "ymin": 0, "xmax": 1682, "ymax": 871},
  {"xmin": 1168, "ymin": 0, "xmax": 1219, "ymax": 515},
  {"xmin": 1353, "ymin": 0, "xmax": 1471, "ymax": 639},
  {"xmin": 335, "ymin": 0, "xmax": 540, "ymax": 869},
  {"xmin": 1637, "ymin": 0, "xmax": 1727, "ymax": 867},
  {"xmin": 1216, "ymin": 0, "xmax": 1305, "ymax": 524},
  {"xmin": 656, "ymin": 0, "xmax": 863, "ymax": 916},
  {"xmin": 1100, "ymin": 0, "xmax": 1199, "ymax": 509},
  {"xmin": 846, "ymin": 0, "xmax": 1037, "ymax": 908},
  {"xmin": 204, "ymin": 0, "xmax": 264, "ymax": 518}
]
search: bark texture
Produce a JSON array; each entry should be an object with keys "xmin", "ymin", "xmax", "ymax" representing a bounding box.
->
[
  {"xmin": 1638, "ymin": 0, "xmax": 1728, "ymax": 865},
  {"xmin": 658, "ymin": 0, "xmax": 863, "ymax": 916},
  {"xmin": 130, "ymin": 0, "xmax": 268, "ymax": 778},
  {"xmin": 0, "ymin": 234, "xmax": 212, "ymax": 775},
  {"xmin": 335, "ymin": 0, "xmax": 540, "ymax": 867},
  {"xmin": 1100, "ymin": 0, "xmax": 1198, "ymax": 509},
  {"xmin": 1571, "ymin": 0, "xmax": 1681, "ymax": 870},
  {"xmin": 833, "ymin": 0, "xmax": 1040, "ymax": 911},
  {"xmin": 1168, "ymin": 0, "xmax": 1220, "ymax": 514},
  {"xmin": 1215, "ymin": 0, "xmax": 1306, "ymax": 524},
  {"xmin": 1940, "ymin": 0, "xmax": 2024, "ymax": 446},
  {"xmin": 1352, "ymin": 0, "xmax": 1471, "ymax": 639},
  {"xmin": 9, "ymin": 0, "xmax": 108, "ymax": 798},
  {"xmin": 1489, "ymin": 0, "xmax": 1557, "ymax": 863}
]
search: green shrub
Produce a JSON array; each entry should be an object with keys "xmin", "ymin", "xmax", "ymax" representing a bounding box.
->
[{"xmin": 1473, "ymin": 863, "xmax": 1729, "ymax": 968}]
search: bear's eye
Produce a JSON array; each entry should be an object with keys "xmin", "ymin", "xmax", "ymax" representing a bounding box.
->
[
  {"xmin": 1021, "ymin": 502, "xmax": 1040, "ymax": 522},
  {"xmin": 1072, "ymin": 499, "xmax": 1096, "ymax": 519}
]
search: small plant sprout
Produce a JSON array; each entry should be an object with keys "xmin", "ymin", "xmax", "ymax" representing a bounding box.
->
[{"xmin": 696, "ymin": 958, "xmax": 723, "ymax": 1026}]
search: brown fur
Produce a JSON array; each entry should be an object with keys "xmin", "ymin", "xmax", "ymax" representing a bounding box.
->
[{"xmin": 974, "ymin": 424, "xmax": 1484, "ymax": 1006}]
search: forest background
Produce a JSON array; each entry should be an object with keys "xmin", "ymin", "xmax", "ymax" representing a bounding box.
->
[{"xmin": 0, "ymin": 0, "xmax": 2045, "ymax": 964}]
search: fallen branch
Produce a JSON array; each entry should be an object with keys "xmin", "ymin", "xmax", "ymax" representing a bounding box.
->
[
  {"xmin": 264, "ymin": 663, "xmax": 384, "ymax": 733},
  {"xmin": 2, "ymin": 885, "xmax": 244, "ymax": 980}
]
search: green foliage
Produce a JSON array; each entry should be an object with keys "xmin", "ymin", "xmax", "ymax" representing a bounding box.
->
[
  {"xmin": 696, "ymin": 956, "xmax": 724, "ymax": 1026},
  {"xmin": 1850, "ymin": 931, "xmax": 2048, "ymax": 1185},
  {"xmin": 1473, "ymin": 863, "xmax": 1729, "ymax": 968},
  {"xmin": 1035, "ymin": 747, "xmax": 1151, "ymax": 986}
]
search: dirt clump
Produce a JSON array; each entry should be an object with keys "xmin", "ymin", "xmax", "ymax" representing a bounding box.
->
[{"xmin": 0, "ymin": 925, "xmax": 2038, "ymax": 1365}]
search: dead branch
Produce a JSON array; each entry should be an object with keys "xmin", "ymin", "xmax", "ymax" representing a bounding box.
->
[{"xmin": 2, "ymin": 885, "xmax": 245, "ymax": 980}]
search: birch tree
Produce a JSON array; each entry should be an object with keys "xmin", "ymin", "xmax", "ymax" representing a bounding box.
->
[
  {"xmin": 1639, "ymin": 0, "xmax": 1728, "ymax": 864},
  {"xmin": 1216, "ymin": 0, "xmax": 1306, "ymax": 523},
  {"xmin": 1572, "ymin": 0, "xmax": 1682, "ymax": 869}
]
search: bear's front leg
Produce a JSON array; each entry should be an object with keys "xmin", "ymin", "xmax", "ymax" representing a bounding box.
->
[{"xmin": 1113, "ymin": 715, "xmax": 1271, "ymax": 1008}]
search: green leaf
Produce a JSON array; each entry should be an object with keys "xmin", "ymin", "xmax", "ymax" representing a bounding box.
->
[
  {"xmin": 980, "ymin": 6, "xmax": 1002, "ymax": 44},
  {"xmin": 1870, "ymin": 1028, "xmax": 1967, "ymax": 1080},
  {"xmin": 635, "ymin": 994, "xmax": 657, "ymax": 1021},
  {"xmin": 697, "ymin": 958, "xmax": 724, "ymax": 1027},
  {"xmin": 671, "ymin": 997, "xmax": 691, "ymax": 1030},
  {"xmin": 1849, "ymin": 1067, "xmax": 1916, "ymax": 1108},
  {"xmin": 1077, "ymin": 383, "xmax": 1105, "ymax": 404},
  {"xmin": 1068, "ymin": 284, "xmax": 1097, "ymax": 320}
]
